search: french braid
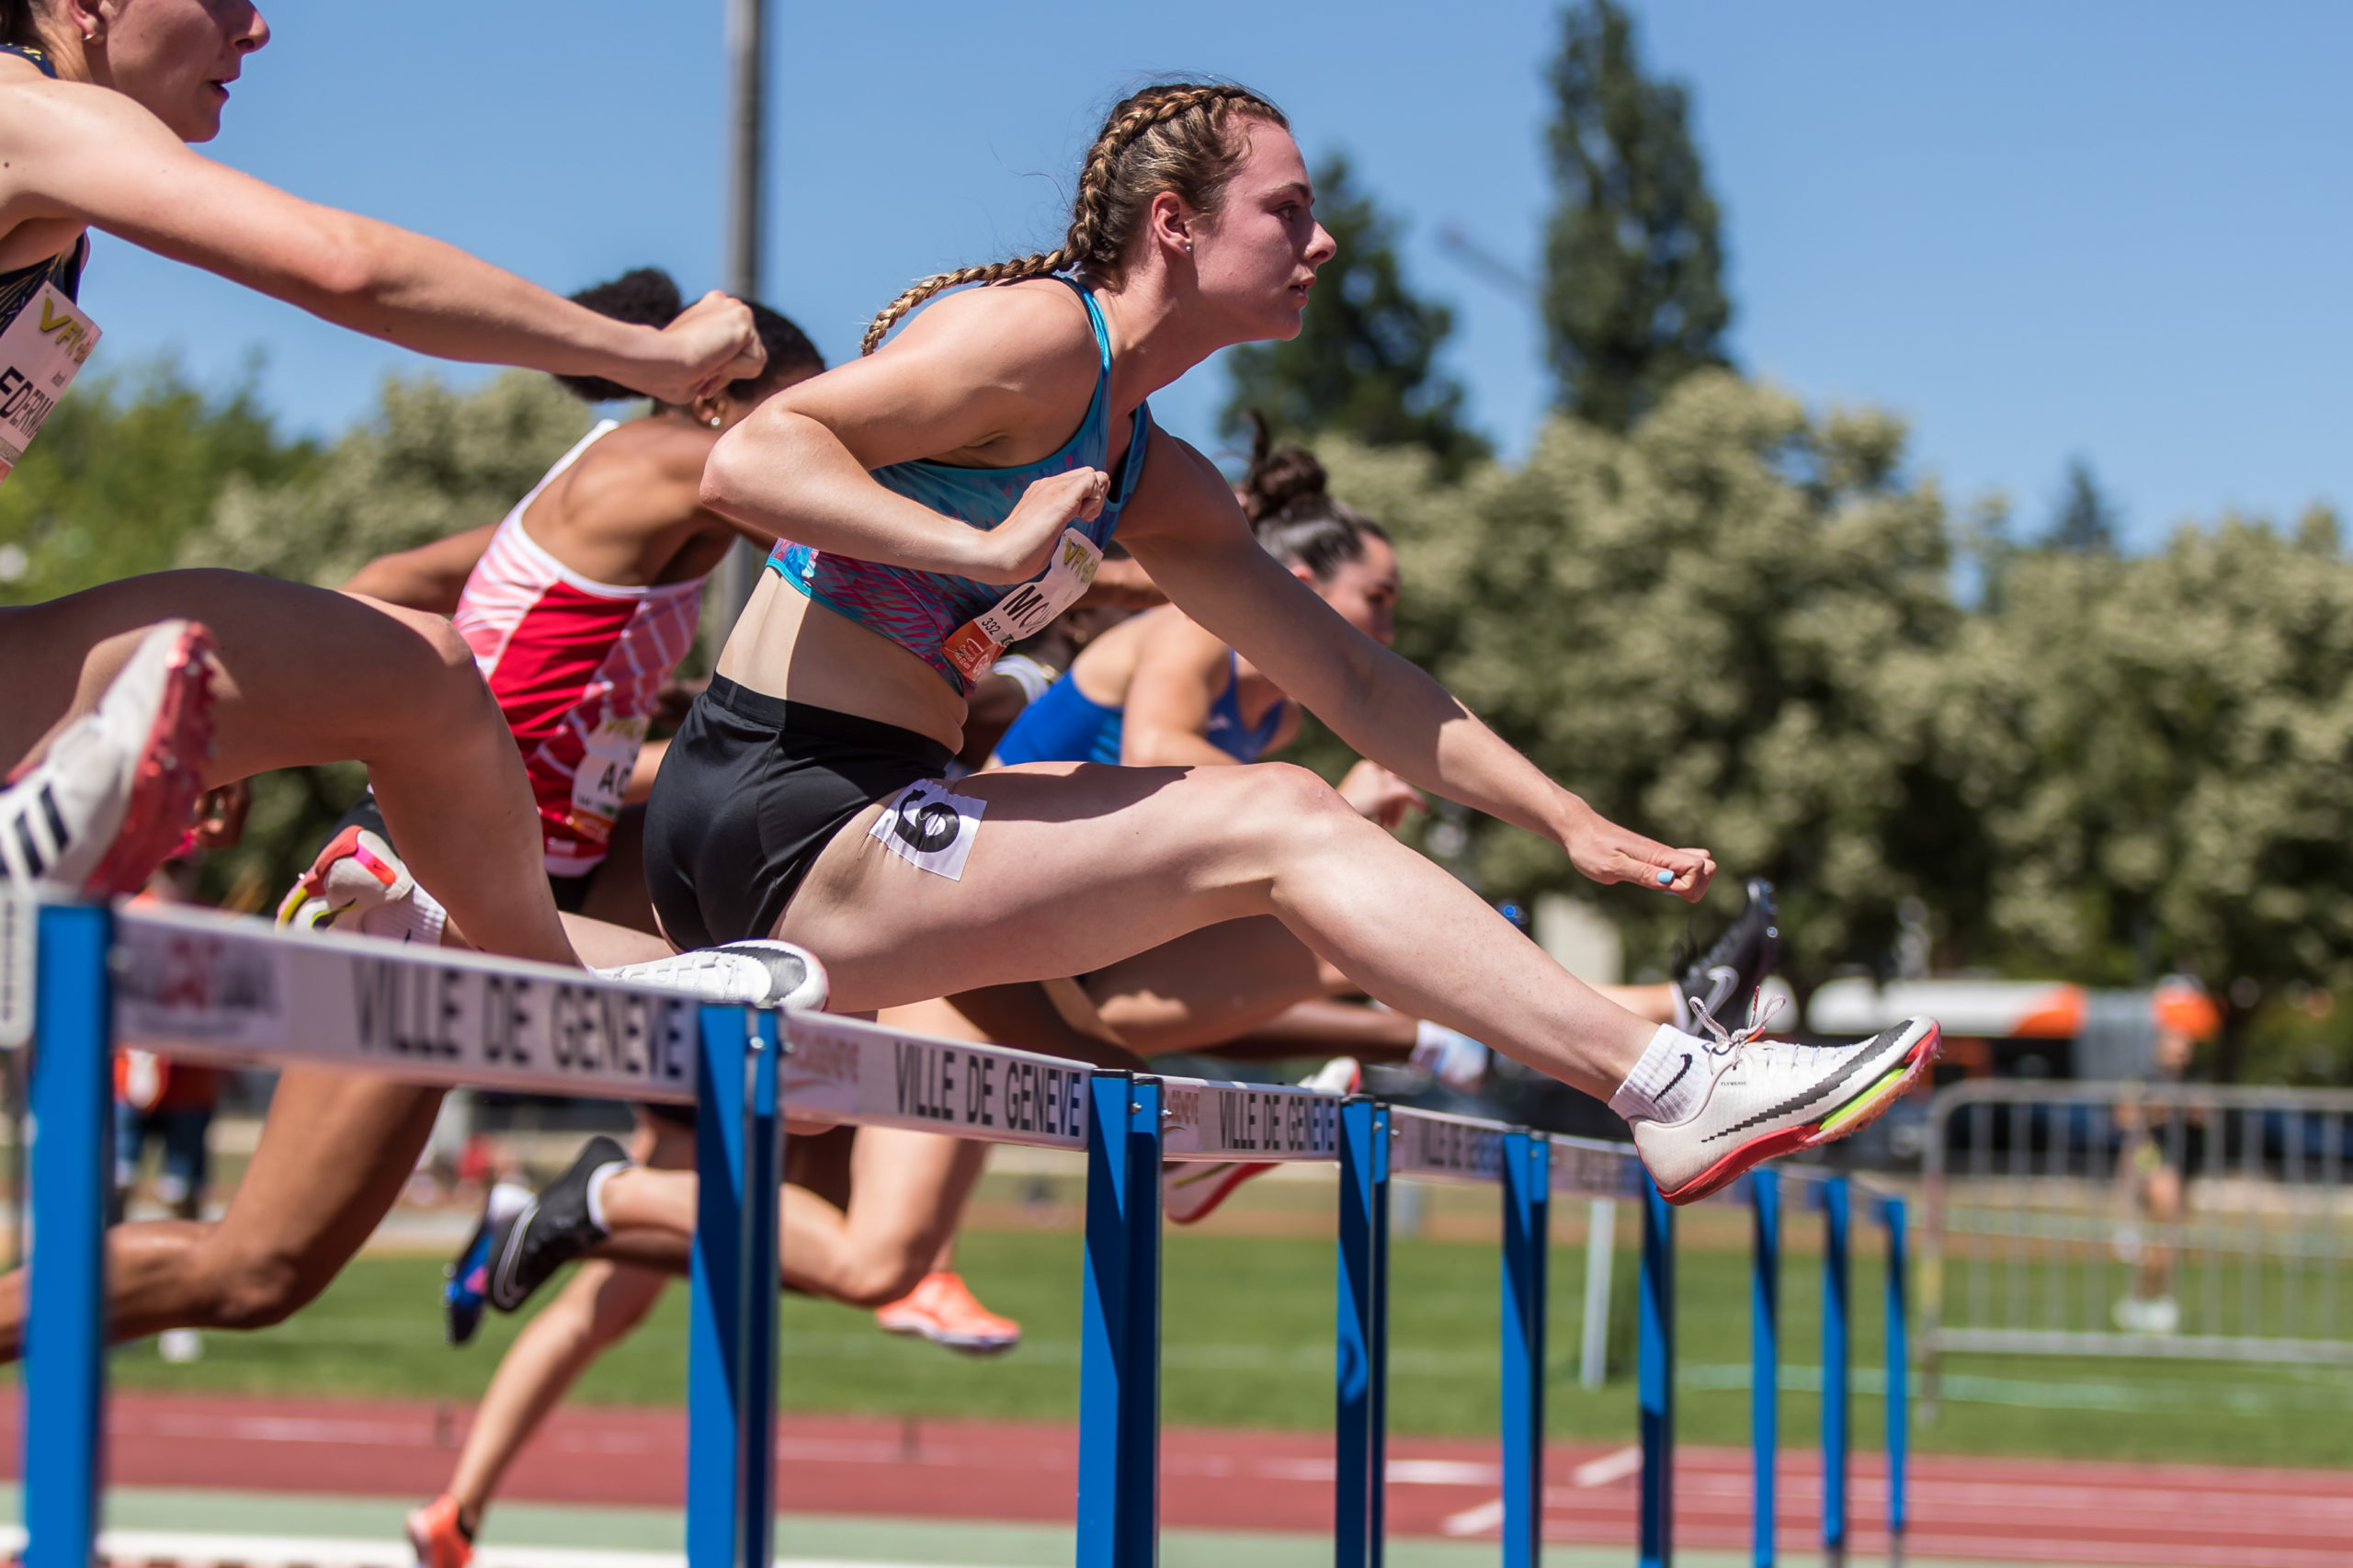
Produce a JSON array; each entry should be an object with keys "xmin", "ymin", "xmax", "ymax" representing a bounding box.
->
[{"xmin": 860, "ymin": 82, "xmax": 1287, "ymax": 355}]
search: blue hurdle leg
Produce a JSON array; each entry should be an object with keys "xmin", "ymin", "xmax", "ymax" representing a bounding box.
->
[
  {"xmin": 1881, "ymin": 1197, "xmax": 1908, "ymax": 1564},
  {"xmin": 1750, "ymin": 1169, "xmax": 1780, "ymax": 1568},
  {"xmin": 1078, "ymin": 1073, "xmax": 1161, "ymax": 1568},
  {"xmin": 1499, "ymin": 1131, "xmax": 1549, "ymax": 1568},
  {"xmin": 687, "ymin": 1004, "xmax": 779, "ymax": 1568},
  {"xmin": 1638, "ymin": 1180, "xmax": 1674, "ymax": 1568},
  {"xmin": 1336, "ymin": 1098, "xmax": 1392, "ymax": 1568},
  {"xmin": 1368, "ymin": 1105, "xmax": 1389, "ymax": 1564},
  {"xmin": 1821, "ymin": 1176, "xmax": 1851, "ymax": 1568},
  {"xmin": 26, "ymin": 902, "xmax": 115, "ymax": 1568}
]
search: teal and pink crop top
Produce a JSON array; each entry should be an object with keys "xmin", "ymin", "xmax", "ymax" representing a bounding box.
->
[
  {"xmin": 766, "ymin": 279, "xmax": 1150, "ymax": 695},
  {"xmin": 0, "ymin": 43, "xmax": 84, "ymax": 339}
]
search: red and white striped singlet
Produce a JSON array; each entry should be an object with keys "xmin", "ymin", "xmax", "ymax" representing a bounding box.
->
[{"xmin": 453, "ymin": 421, "xmax": 706, "ymax": 876}]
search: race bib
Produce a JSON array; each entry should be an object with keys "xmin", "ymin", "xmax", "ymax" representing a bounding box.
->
[
  {"xmin": 0, "ymin": 283, "xmax": 98, "ymax": 480},
  {"xmin": 566, "ymin": 712, "xmax": 649, "ymax": 844},
  {"xmin": 941, "ymin": 528, "xmax": 1102, "ymax": 686},
  {"xmin": 869, "ymin": 778, "xmax": 985, "ymax": 881}
]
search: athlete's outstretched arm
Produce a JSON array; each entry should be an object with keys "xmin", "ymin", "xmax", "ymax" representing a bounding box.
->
[
  {"xmin": 1120, "ymin": 428, "xmax": 1714, "ymax": 901},
  {"xmin": 341, "ymin": 525, "xmax": 497, "ymax": 616},
  {"xmin": 1119, "ymin": 612, "xmax": 1243, "ymax": 768},
  {"xmin": 0, "ymin": 80, "xmax": 760, "ymax": 405}
]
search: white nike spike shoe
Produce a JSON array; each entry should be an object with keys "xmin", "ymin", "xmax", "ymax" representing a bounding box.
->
[
  {"xmin": 0, "ymin": 620, "xmax": 217, "ymax": 897},
  {"xmin": 600, "ymin": 940, "xmax": 829, "ymax": 1010},
  {"xmin": 1631, "ymin": 1016, "xmax": 1940, "ymax": 1205}
]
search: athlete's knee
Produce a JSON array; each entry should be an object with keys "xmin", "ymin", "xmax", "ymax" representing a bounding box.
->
[
  {"xmin": 358, "ymin": 600, "xmax": 496, "ymax": 729},
  {"xmin": 1211, "ymin": 762, "xmax": 1362, "ymax": 846},
  {"xmin": 824, "ymin": 1247, "xmax": 934, "ymax": 1310},
  {"xmin": 200, "ymin": 1247, "xmax": 330, "ymax": 1332}
]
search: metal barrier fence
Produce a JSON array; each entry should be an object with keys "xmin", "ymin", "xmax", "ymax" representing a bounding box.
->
[
  {"xmin": 23, "ymin": 898, "xmax": 1915, "ymax": 1568},
  {"xmin": 1920, "ymin": 1080, "xmax": 2353, "ymax": 1403}
]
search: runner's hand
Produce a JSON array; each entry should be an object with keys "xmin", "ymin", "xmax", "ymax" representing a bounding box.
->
[
  {"xmin": 1337, "ymin": 760, "xmax": 1425, "ymax": 830},
  {"xmin": 965, "ymin": 468, "xmax": 1108, "ymax": 585},
  {"xmin": 642, "ymin": 291, "xmax": 766, "ymax": 404},
  {"xmin": 1563, "ymin": 812, "xmax": 1714, "ymax": 903}
]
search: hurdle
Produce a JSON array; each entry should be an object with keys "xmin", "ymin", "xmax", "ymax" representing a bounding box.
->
[{"xmin": 19, "ymin": 897, "xmax": 1914, "ymax": 1568}]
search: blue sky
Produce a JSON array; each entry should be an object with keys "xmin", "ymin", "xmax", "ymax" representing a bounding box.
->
[{"xmin": 78, "ymin": 2, "xmax": 2353, "ymax": 549}]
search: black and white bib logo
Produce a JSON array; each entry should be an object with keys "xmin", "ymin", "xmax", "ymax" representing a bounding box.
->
[{"xmin": 870, "ymin": 779, "xmax": 985, "ymax": 881}]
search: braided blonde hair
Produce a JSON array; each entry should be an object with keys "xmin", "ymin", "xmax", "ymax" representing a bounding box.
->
[{"xmin": 860, "ymin": 82, "xmax": 1288, "ymax": 356}]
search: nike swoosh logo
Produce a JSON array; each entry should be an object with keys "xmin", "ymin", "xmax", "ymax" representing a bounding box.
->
[
  {"xmin": 1701, "ymin": 965, "xmax": 1739, "ymax": 1019},
  {"xmin": 1699, "ymin": 1029, "xmax": 1902, "ymax": 1144},
  {"xmin": 1660, "ymin": 1053, "xmax": 1695, "ymax": 1099}
]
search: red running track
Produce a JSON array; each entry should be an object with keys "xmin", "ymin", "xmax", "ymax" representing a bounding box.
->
[{"xmin": 5, "ymin": 1394, "xmax": 2349, "ymax": 1567}]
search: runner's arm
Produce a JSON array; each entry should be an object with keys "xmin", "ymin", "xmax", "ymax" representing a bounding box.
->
[
  {"xmin": 1120, "ymin": 613, "xmax": 1247, "ymax": 768},
  {"xmin": 1120, "ymin": 429, "xmax": 1713, "ymax": 899},
  {"xmin": 8, "ymin": 83, "xmax": 760, "ymax": 403},
  {"xmin": 341, "ymin": 524, "xmax": 497, "ymax": 615},
  {"xmin": 701, "ymin": 283, "xmax": 1110, "ymax": 585}
]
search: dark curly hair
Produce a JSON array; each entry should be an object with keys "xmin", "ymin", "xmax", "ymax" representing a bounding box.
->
[
  {"xmin": 553, "ymin": 267, "xmax": 824, "ymax": 405},
  {"xmin": 1238, "ymin": 412, "xmax": 1388, "ymax": 582}
]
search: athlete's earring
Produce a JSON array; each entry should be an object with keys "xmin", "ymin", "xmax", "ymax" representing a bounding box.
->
[{"xmin": 707, "ymin": 415, "xmax": 722, "ymax": 428}]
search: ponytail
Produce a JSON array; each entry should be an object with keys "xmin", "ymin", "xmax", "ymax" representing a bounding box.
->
[
  {"xmin": 862, "ymin": 81, "xmax": 1287, "ymax": 355},
  {"xmin": 1239, "ymin": 412, "xmax": 1388, "ymax": 581}
]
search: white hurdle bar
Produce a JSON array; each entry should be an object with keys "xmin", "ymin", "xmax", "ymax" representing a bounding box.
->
[{"xmin": 19, "ymin": 898, "xmax": 1908, "ymax": 1568}]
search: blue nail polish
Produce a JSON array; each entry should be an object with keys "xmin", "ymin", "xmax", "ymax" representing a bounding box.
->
[{"xmin": 1655, "ymin": 869, "xmax": 1674, "ymax": 886}]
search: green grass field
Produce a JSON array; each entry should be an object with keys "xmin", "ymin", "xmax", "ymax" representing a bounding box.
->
[{"xmin": 98, "ymin": 1228, "xmax": 2353, "ymax": 1469}]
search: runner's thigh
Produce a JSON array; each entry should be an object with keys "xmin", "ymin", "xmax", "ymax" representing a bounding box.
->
[{"xmin": 779, "ymin": 760, "xmax": 1338, "ymax": 1014}]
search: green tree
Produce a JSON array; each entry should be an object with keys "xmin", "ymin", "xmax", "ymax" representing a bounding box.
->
[
  {"xmin": 1928, "ymin": 506, "xmax": 2353, "ymax": 1075},
  {"xmin": 179, "ymin": 369, "xmax": 588, "ymax": 587},
  {"xmin": 0, "ymin": 359, "xmax": 318, "ymax": 605},
  {"xmin": 1222, "ymin": 153, "xmax": 1486, "ymax": 475},
  {"xmin": 2043, "ymin": 457, "xmax": 2120, "ymax": 555},
  {"xmin": 1320, "ymin": 371, "xmax": 1964, "ymax": 992},
  {"xmin": 1542, "ymin": 0, "xmax": 1733, "ymax": 432}
]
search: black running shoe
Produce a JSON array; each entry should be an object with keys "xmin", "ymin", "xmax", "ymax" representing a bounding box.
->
[
  {"xmin": 482, "ymin": 1134, "xmax": 629, "ymax": 1316},
  {"xmin": 443, "ymin": 1180, "xmax": 529, "ymax": 1346},
  {"xmin": 1676, "ymin": 879, "xmax": 1779, "ymax": 1033}
]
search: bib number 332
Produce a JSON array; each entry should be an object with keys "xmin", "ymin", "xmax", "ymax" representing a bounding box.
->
[
  {"xmin": 941, "ymin": 528, "xmax": 1102, "ymax": 686},
  {"xmin": 0, "ymin": 283, "xmax": 98, "ymax": 481}
]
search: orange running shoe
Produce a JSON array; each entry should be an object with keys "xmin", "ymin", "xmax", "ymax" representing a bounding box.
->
[
  {"xmin": 874, "ymin": 1271, "xmax": 1021, "ymax": 1355},
  {"xmin": 404, "ymin": 1494, "xmax": 473, "ymax": 1568}
]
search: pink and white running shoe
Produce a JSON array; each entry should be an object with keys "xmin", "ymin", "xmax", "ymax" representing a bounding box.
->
[
  {"xmin": 0, "ymin": 619, "xmax": 217, "ymax": 897},
  {"xmin": 1163, "ymin": 1056, "xmax": 1362, "ymax": 1225},
  {"xmin": 278, "ymin": 823, "xmax": 422, "ymax": 935}
]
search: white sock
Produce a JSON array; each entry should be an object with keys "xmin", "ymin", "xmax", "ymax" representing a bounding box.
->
[
  {"xmin": 358, "ymin": 881, "xmax": 446, "ymax": 947},
  {"xmin": 582, "ymin": 1160, "xmax": 628, "ymax": 1234},
  {"xmin": 1608, "ymin": 1024, "xmax": 1716, "ymax": 1126}
]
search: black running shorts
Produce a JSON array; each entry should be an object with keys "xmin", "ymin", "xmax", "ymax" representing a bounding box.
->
[{"xmin": 643, "ymin": 678, "xmax": 952, "ymax": 951}]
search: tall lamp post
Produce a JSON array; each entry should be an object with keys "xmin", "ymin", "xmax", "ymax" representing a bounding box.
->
[{"xmin": 712, "ymin": 0, "xmax": 767, "ymax": 635}]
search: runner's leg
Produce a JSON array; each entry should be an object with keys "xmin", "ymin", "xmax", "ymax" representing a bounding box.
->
[
  {"xmin": 1084, "ymin": 915, "xmax": 1678, "ymax": 1055},
  {"xmin": 0, "ymin": 1071, "xmax": 444, "ymax": 1356},
  {"xmin": 438, "ymin": 1113, "xmax": 688, "ymax": 1534},
  {"xmin": 594, "ymin": 1121, "xmax": 989, "ymax": 1308},
  {"xmin": 0, "ymin": 573, "xmax": 573, "ymax": 965},
  {"xmin": 780, "ymin": 762, "xmax": 1654, "ymax": 1100}
]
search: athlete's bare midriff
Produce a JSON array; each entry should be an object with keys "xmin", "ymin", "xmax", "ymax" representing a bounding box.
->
[{"xmin": 718, "ymin": 572, "xmax": 972, "ymax": 752}]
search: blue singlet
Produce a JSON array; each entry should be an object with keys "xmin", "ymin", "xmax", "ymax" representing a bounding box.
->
[{"xmin": 994, "ymin": 649, "xmax": 1290, "ymax": 767}]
